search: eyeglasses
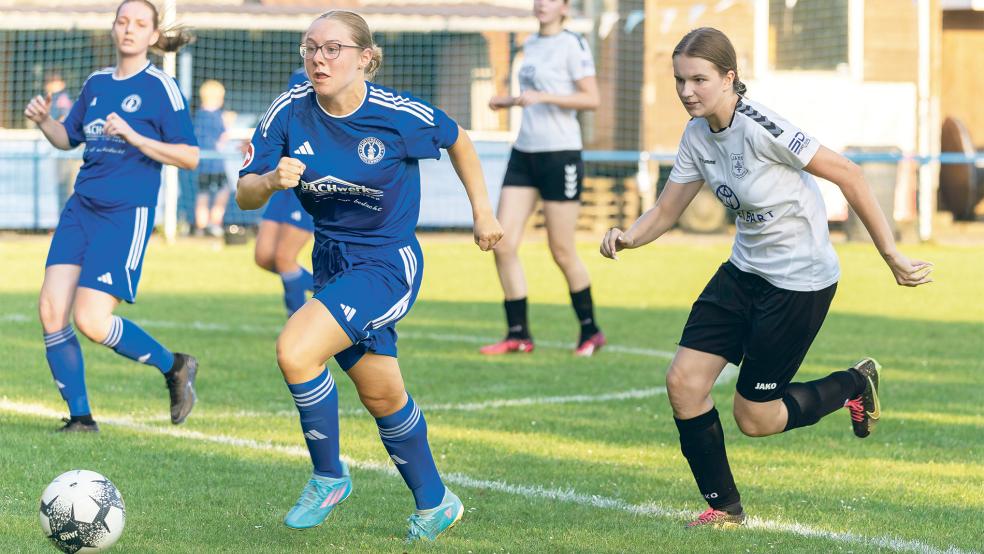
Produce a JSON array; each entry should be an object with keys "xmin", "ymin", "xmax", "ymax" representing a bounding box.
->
[{"xmin": 299, "ymin": 41, "xmax": 363, "ymax": 60}]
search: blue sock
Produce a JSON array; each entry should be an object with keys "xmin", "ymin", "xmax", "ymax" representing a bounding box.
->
[
  {"xmin": 281, "ymin": 267, "xmax": 312, "ymax": 316},
  {"xmin": 287, "ymin": 368, "xmax": 343, "ymax": 478},
  {"xmin": 376, "ymin": 394, "xmax": 445, "ymax": 510},
  {"xmin": 101, "ymin": 316, "xmax": 175, "ymax": 374},
  {"xmin": 44, "ymin": 326, "xmax": 90, "ymax": 416}
]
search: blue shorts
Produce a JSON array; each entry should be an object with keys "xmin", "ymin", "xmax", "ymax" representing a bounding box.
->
[
  {"xmin": 261, "ymin": 190, "xmax": 314, "ymax": 232},
  {"xmin": 45, "ymin": 194, "xmax": 154, "ymax": 303},
  {"xmin": 312, "ymin": 237, "xmax": 423, "ymax": 371}
]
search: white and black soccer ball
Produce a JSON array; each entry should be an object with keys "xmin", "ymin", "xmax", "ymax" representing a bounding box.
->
[{"xmin": 39, "ymin": 470, "xmax": 126, "ymax": 553}]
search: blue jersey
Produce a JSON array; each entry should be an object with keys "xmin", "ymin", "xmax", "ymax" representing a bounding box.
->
[
  {"xmin": 288, "ymin": 68, "xmax": 308, "ymax": 89},
  {"xmin": 193, "ymin": 108, "xmax": 225, "ymax": 174},
  {"xmin": 63, "ymin": 62, "xmax": 197, "ymax": 210},
  {"xmin": 240, "ymin": 81, "xmax": 459, "ymax": 247}
]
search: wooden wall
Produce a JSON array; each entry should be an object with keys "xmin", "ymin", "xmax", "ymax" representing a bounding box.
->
[
  {"xmin": 863, "ymin": 0, "xmax": 919, "ymax": 82},
  {"xmin": 941, "ymin": 10, "xmax": 984, "ymax": 143}
]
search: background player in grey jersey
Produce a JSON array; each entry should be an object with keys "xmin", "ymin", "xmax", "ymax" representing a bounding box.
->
[
  {"xmin": 601, "ymin": 27, "xmax": 932, "ymax": 527},
  {"xmin": 483, "ymin": 0, "xmax": 604, "ymax": 356}
]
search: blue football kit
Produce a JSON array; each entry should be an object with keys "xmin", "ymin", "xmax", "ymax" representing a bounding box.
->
[
  {"xmin": 260, "ymin": 69, "xmax": 316, "ymax": 232},
  {"xmin": 240, "ymin": 80, "xmax": 458, "ymax": 369},
  {"xmin": 46, "ymin": 62, "xmax": 196, "ymax": 303}
]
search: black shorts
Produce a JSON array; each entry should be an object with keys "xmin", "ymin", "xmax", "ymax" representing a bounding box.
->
[
  {"xmin": 502, "ymin": 148, "xmax": 584, "ymax": 201},
  {"xmin": 678, "ymin": 261, "xmax": 837, "ymax": 402},
  {"xmin": 197, "ymin": 172, "xmax": 228, "ymax": 194}
]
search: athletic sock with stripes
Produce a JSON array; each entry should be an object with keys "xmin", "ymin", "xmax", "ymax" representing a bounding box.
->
[
  {"xmin": 287, "ymin": 368, "xmax": 343, "ymax": 478},
  {"xmin": 674, "ymin": 407, "xmax": 742, "ymax": 513},
  {"xmin": 281, "ymin": 267, "xmax": 313, "ymax": 316},
  {"xmin": 101, "ymin": 316, "xmax": 174, "ymax": 374},
  {"xmin": 44, "ymin": 326, "xmax": 90, "ymax": 417},
  {"xmin": 376, "ymin": 394, "xmax": 446, "ymax": 510}
]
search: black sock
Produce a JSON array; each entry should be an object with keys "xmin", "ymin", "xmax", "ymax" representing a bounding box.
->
[
  {"xmin": 674, "ymin": 407, "xmax": 742, "ymax": 513},
  {"xmin": 782, "ymin": 369, "xmax": 866, "ymax": 432},
  {"xmin": 71, "ymin": 414, "xmax": 95, "ymax": 425},
  {"xmin": 569, "ymin": 286, "xmax": 600, "ymax": 343},
  {"xmin": 503, "ymin": 298, "xmax": 531, "ymax": 340}
]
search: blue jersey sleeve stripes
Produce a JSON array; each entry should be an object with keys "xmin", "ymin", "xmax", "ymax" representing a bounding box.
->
[
  {"xmin": 260, "ymin": 83, "xmax": 314, "ymax": 138},
  {"xmin": 146, "ymin": 66, "xmax": 185, "ymax": 111},
  {"xmin": 367, "ymin": 86, "xmax": 434, "ymax": 126}
]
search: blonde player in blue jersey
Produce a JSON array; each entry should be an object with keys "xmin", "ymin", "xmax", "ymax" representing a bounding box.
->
[
  {"xmin": 252, "ymin": 68, "xmax": 317, "ymax": 317},
  {"xmin": 601, "ymin": 27, "xmax": 933, "ymax": 527},
  {"xmin": 25, "ymin": 0, "xmax": 200, "ymax": 432},
  {"xmin": 236, "ymin": 10, "xmax": 503, "ymax": 542}
]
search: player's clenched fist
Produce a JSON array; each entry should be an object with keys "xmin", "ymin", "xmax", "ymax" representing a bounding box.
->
[
  {"xmin": 24, "ymin": 93, "xmax": 53, "ymax": 124},
  {"xmin": 270, "ymin": 157, "xmax": 306, "ymax": 190},
  {"xmin": 473, "ymin": 213, "xmax": 504, "ymax": 252}
]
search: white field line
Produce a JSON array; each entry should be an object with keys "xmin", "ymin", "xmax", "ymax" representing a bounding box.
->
[
  {"xmin": 1, "ymin": 399, "xmax": 974, "ymax": 554},
  {"xmin": 0, "ymin": 313, "xmax": 677, "ymax": 358},
  {"xmin": 124, "ymin": 364, "xmax": 740, "ymax": 423}
]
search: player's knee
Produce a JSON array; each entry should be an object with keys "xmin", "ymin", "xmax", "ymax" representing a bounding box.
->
[
  {"xmin": 666, "ymin": 364, "xmax": 701, "ymax": 397},
  {"xmin": 732, "ymin": 404, "xmax": 775, "ymax": 437},
  {"xmin": 359, "ymin": 387, "xmax": 407, "ymax": 418},
  {"xmin": 273, "ymin": 252, "xmax": 297, "ymax": 274},
  {"xmin": 72, "ymin": 308, "xmax": 110, "ymax": 343},
  {"xmin": 38, "ymin": 292, "xmax": 70, "ymax": 332},
  {"xmin": 493, "ymin": 239, "xmax": 519, "ymax": 260},
  {"xmin": 275, "ymin": 335, "xmax": 306, "ymax": 378},
  {"xmin": 548, "ymin": 245, "xmax": 576, "ymax": 269},
  {"xmin": 254, "ymin": 249, "xmax": 275, "ymax": 272}
]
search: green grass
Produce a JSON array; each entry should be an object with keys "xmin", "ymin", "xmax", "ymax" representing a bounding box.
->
[{"xmin": 1, "ymin": 234, "xmax": 982, "ymax": 553}]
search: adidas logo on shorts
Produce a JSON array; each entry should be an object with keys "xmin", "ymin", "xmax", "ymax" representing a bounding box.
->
[
  {"xmin": 97, "ymin": 272, "xmax": 113, "ymax": 285},
  {"xmin": 340, "ymin": 304, "xmax": 356, "ymax": 322}
]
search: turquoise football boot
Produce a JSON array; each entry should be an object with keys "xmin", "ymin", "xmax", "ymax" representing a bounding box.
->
[
  {"xmin": 405, "ymin": 488, "xmax": 464, "ymax": 543},
  {"xmin": 283, "ymin": 461, "xmax": 352, "ymax": 530}
]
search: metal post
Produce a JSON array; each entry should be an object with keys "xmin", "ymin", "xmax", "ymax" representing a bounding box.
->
[
  {"xmin": 33, "ymin": 140, "xmax": 41, "ymax": 230},
  {"xmin": 162, "ymin": 0, "xmax": 179, "ymax": 244}
]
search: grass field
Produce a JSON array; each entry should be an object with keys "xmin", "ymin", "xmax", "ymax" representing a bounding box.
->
[{"xmin": 1, "ymin": 233, "xmax": 982, "ymax": 553}]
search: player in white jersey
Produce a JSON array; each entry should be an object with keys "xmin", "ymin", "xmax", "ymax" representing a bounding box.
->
[
  {"xmin": 601, "ymin": 28, "xmax": 933, "ymax": 527},
  {"xmin": 482, "ymin": 0, "xmax": 606, "ymax": 356}
]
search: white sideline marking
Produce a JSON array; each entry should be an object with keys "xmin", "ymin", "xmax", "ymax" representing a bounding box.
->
[
  {"xmin": 1, "ymin": 313, "xmax": 677, "ymax": 358},
  {"xmin": 1, "ymin": 399, "xmax": 973, "ymax": 554},
  {"xmin": 127, "ymin": 364, "xmax": 741, "ymax": 422}
]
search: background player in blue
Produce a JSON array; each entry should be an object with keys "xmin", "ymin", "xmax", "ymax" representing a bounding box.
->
[
  {"xmin": 252, "ymin": 67, "xmax": 317, "ymax": 317},
  {"xmin": 236, "ymin": 10, "xmax": 503, "ymax": 542},
  {"xmin": 24, "ymin": 0, "xmax": 200, "ymax": 432}
]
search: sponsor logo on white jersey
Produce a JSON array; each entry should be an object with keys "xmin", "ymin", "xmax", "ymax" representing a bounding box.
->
[
  {"xmin": 715, "ymin": 185, "xmax": 740, "ymax": 210},
  {"xmin": 121, "ymin": 94, "xmax": 142, "ymax": 113},
  {"xmin": 293, "ymin": 141, "xmax": 314, "ymax": 156},
  {"xmin": 358, "ymin": 137, "xmax": 385, "ymax": 164},
  {"xmin": 788, "ymin": 131, "xmax": 811, "ymax": 155},
  {"xmin": 96, "ymin": 272, "xmax": 113, "ymax": 286}
]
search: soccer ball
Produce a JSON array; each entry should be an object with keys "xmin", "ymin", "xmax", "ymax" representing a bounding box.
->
[{"xmin": 39, "ymin": 470, "xmax": 126, "ymax": 553}]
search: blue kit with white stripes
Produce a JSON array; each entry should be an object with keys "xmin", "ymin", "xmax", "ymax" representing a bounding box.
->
[
  {"xmin": 46, "ymin": 62, "xmax": 196, "ymax": 302},
  {"xmin": 240, "ymin": 80, "xmax": 458, "ymax": 368}
]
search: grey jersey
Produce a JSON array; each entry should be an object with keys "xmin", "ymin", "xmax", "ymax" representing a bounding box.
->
[
  {"xmin": 513, "ymin": 30, "xmax": 595, "ymax": 153},
  {"xmin": 668, "ymin": 98, "xmax": 840, "ymax": 291}
]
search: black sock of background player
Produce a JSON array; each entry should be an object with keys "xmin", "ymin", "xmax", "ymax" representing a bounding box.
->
[
  {"xmin": 674, "ymin": 407, "xmax": 743, "ymax": 514},
  {"xmin": 569, "ymin": 286, "xmax": 600, "ymax": 344},
  {"xmin": 782, "ymin": 369, "xmax": 866, "ymax": 431},
  {"xmin": 504, "ymin": 298, "xmax": 531, "ymax": 340}
]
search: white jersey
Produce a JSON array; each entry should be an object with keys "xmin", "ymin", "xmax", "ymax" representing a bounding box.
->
[
  {"xmin": 513, "ymin": 30, "xmax": 595, "ymax": 153},
  {"xmin": 668, "ymin": 98, "xmax": 840, "ymax": 291}
]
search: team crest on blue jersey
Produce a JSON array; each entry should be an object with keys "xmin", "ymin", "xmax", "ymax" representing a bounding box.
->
[
  {"xmin": 358, "ymin": 137, "xmax": 385, "ymax": 165},
  {"xmin": 730, "ymin": 153, "xmax": 749, "ymax": 179},
  {"xmin": 121, "ymin": 94, "xmax": 142, "ymax": 113}
]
